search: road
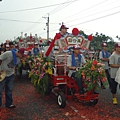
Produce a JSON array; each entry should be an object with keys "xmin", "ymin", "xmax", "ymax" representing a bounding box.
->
[{"xmin": 0, "ymin": 71, "xmax": 120, "ymax": 120}]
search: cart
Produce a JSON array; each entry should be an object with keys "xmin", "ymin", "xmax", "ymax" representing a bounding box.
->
[
  {"xmin": 45, "ymin": 28, "xmax": 99, "ymax": 108},
  {"xmin": 48, "ymin": 53, "xmax": 99, "ymax": 108}
]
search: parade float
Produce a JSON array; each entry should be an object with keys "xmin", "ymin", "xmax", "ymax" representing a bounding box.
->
[
  {"xmin": 16, "ymin": 34, "xmax": 48, "ymax": 76},
  {"xmin": 29, "ymin": 28, "xmax": 108, "ymax": 108}
]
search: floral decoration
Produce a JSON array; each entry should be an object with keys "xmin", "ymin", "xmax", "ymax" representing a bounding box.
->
[
  {"xmin": 29, "ymin": 56, "xmax": 53, "ymax": 95},
  {"xmin": 76, "ymin": 60, "xmax": 108, "ymax": 91}
]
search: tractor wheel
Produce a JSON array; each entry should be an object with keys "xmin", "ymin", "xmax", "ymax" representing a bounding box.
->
[{"xmin": 57, "ymin": 92, "xmax": 66, "ymax": 108}]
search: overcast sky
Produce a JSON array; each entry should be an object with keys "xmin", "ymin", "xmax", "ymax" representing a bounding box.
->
[{"xmin": 0, "ymin": 0, "xmax": 120, "ymax": 43}]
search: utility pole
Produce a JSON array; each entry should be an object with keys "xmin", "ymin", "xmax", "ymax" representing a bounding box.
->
[{"xmin": 43, "ymin": 13, "xmax": 49, "ymax": 40}]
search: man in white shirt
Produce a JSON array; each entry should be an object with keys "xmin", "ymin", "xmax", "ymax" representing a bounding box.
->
[
  {"xmin": 0, "ymin": 48, "xmax": 27, "ymax": 108},
  {"xmin": 109, "ymin": 42, "xmax": 120, "ymax": 105},
  {"xmin": 99, "ymin": 43, "xmax": 111, "ymax": 88},
  {"xmin": 67, "ymin": 45, "xmax": 86, "ymax": 94}
]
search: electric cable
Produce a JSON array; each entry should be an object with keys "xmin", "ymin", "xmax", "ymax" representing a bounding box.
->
[{"xmin": 0, "ymin": 0, "xmax": 78, "ymax": 13}]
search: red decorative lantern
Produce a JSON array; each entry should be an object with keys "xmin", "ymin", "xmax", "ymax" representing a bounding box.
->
[
  {"xmin": 88, "ymin": 35, "xmax": 93, "ymax": 41},
  {"xmin": 19, "ymin": 39, "xmax": 23, "ymax": 42},
  {"xmin": 72, "ymin": 28, "xmax": 79, "ymax": 36},
  {"xmin": 30, "ymin": 36, "xmax": 32, "ymax": 39},
  {"xmin": 40, "ymin": 40, "xmax": 42, "ymax": 43},
  {"xmin": 55, "ymin": 33, "xmax": 61, "ymax": 39}
]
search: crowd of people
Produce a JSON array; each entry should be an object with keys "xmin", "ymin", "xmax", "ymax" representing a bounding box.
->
[{"xmin": 0, "ymin": 24, "xmax": 120, "ymax": 109}]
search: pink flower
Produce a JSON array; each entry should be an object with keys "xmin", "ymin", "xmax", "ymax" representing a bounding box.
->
[{"xmin": 40, "ymin": 72, "xmax": 45, "ymax": 78}]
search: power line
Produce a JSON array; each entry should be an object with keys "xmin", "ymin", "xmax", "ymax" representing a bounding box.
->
[
  {"xmin": 70, "ymin": 10, "xmax": 120, "ymax": 27},
  {"xmin": 49, "ymin": 0, "xmax": 112, "ymax": 31},
  {"xmin": 38, "ymin": 0, "xmax": 79, "ymax": 40},
  {"xmin": 10, "ymin": 0, "xmax": 78, "ymax": 37},
  {"xmin": 39, "ymin": 9, "xmax": 120, "ymax": 36},
  {"xmin": 0, "ymin": 0, "xmax": 78, "ymax": 13},
  {"xmin": 49, "ymin": 0, "xmax": 78, "ymax": 15},
  {"xmin": 51, "ymin": 0, "xmax": 111, "ymax": 23},
  {"xmin": 66, "ymin": 6, "xmax": 120, "ymax": 24},
  {"xmin": 22, "ymin": 0, "xmax": 72, "ymax": 36},
  {"xmin": 0, "ymin": 18, "xmax": 59, "ymax": 24},
  {"xmin": 0, "ymin": 18, "xmax": 43, "ymax": 23}
]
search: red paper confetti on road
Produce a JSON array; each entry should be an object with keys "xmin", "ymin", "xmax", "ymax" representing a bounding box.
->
[{"xmin": 0, "ymin": 74, "xmax": 120, "ymax": 120}]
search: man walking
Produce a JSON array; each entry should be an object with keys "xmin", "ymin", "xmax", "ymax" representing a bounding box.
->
[{"xmin": 0, "ymin": 48, "xmax": 27, "ymax": 108}]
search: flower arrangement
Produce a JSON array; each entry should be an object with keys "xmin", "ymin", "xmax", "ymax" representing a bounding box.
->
[
  {"xmin": 76, "ymin": 60, "xmax": 108, "ymax": 91},
  {"xmin": 15, "ymin": 54, "xmax": 32, "ymax": 73},
  {"xmin": 29, "ymin": 55, "xmax": 53, "ymax": 95}
]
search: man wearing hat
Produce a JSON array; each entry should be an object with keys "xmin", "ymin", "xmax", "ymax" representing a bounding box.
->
[
  {"xmin": 0, "ymin": 48, "xmax": 27, "ymax": 108},
  {"xmin": 67, "ymin": 45, "xmax": 86, "ymax": 94},
  {"xmin": 9, "ymin": 42, "xmax": 15, "ymax": 50},
  {"xmin": 31, "ymin": 42, "xmax": 41, "ymax": 56},
  {"xmin": 5, "ymin": 44, "xmax": 10, "ymax": 51},
  {"xmin": 109, "ymin": 42, "xmax": 120, "ymax": 105},
  {"xmin": 45, "ymin": 24, "xmax": 69, "ymax": 57},
  {"xmin": 59, "ymin": 24, "xmax": 69, "ymax": 38},
  {"xmin": 99, "ymin": 43, "xmax": 111, "ymax": 89}
]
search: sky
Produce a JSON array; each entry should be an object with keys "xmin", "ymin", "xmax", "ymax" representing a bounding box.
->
[{"xmin": 0, "ymin": 0, "xmax": 120, "ymax": 43}]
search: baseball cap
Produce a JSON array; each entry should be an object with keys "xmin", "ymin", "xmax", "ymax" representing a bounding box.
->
[
  {"xmin": 114, "ymin": 42, "xmax": 120, "ymax": 48},
  {"xmin": 73, "ymin": 44, "xmax": 81, "ymax": 49},
  {"xmin": 6, "ymin": 44, "xmax": 10, "ymax": 48},
  {"xmin": 102, "ymin": 43, "xmax": 107, "ymax": 47},
  {"xmin": 59, "ymin": 25, "xmax": 69, "ymax": 31},
  {"xmin": 19, "ymin": 48, "xmax": 28, "ymax": 56},
  {"xmin": 34, "ymin": 42, "xmax": 38, "ymax": 45}
]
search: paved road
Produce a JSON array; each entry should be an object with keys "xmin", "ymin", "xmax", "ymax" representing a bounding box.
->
[{"xmin": 0, "ymin": 72, "xmax": 120, "ymax": 120}]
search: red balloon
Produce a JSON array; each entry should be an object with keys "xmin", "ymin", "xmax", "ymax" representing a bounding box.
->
[
  {"xmin": 19, "ymin": 39, "xmax": 23, "ymax": 42},
  {"xmin": 55, "ymin": 33, "xmax": 61, "ymax": 39},
  {"xmin": 40, "ymin": 40, "xmax": 42, "ymax": 43},
  {"xmin": 72, "ymin": 28, "xmax": 79, "ymax": 36},
  {"xmin": 30, "ymin": 36, "xmax": 32, "ymax": 39},
  {"xmin": 88, "ymin": 35, "xmax": 93, "ymax": 41}
]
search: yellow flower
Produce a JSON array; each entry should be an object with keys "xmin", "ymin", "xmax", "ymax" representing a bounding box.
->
[
  {"xmin": 38, "ymin": 78, "xmax": 41, "ymax": 84},
  {"xmin": 33, "ymin": 79, "xmax": 37, "ymax": 86},
  {"xmin": 29, "ymin": 71, "xmax": 33, "ymax": 78},
  {"xmin": 48, "ymin": 68, "xmax": 52, "ymax": 75},
  {"xmin": 48, "ymin": 62, "xmax": 51, "ymax": 66},
  {"xmin": 27, "ymin": 56, "xmax": 30, "ymax": 59},
  {"xmin": 45, "ymin": 68, "xmax": 52, "ymax": 75},
  {"xmin": 21, "ymin": 59, "xmax": 26, "ymax": 66}
]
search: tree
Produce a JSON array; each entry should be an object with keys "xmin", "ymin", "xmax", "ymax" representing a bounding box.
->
[
  {"xmin": 92, "ymin": 32, "xmax": 115, "ymax": 52},
  {"xmin": 79, "ymin": 30, "xmax": 115, "ymax": 52}
]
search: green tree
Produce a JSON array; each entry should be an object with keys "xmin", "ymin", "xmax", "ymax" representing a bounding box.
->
[{"xmin": 79, "ymin": 30, "xmax": 115, "ymax": 52}]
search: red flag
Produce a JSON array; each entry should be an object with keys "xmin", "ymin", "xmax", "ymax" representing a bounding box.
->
[{"xmin": 45, "ymin": 33, "xmax": 61, "ymax": 56}]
